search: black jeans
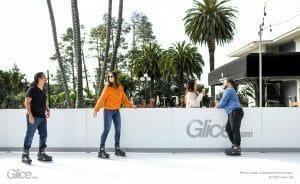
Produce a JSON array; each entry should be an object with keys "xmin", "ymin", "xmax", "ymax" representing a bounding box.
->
[
  {"xmin": 225, "ymin": 108, "xmax": 244, "ymax": 146},
  {"xmin": 23, "ymin": 116, "xmax": 47, "ymax": 150}
]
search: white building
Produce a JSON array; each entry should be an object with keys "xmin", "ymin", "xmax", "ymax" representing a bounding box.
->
[{"xmin": 209, "ymin": 26, "xmax": 300, "ymax": 107}]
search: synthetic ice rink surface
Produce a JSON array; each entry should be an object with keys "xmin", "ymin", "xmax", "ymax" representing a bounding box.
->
[{"xmin": 0, "ymin": 152, "xmax": 299, "ymax": 184}]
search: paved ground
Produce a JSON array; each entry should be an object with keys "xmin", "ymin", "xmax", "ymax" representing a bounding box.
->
[{"xmin": 0, "ymin": 152, "xmax": 299, "ymax": 184}]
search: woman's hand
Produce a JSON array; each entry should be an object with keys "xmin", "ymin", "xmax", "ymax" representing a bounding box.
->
[
  {"xmin": 93, "ymin": 111, "xmax": 98, "ymax": 118},
  {"xmin": 132, "ymin": 104, "xmax": 137, "ymax": 109},
  {"xmin": 201, "ymin": 88, "xmax": 206, "ymax": 96}
]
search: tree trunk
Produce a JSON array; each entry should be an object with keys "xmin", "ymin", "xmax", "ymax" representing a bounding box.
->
[
  {"xmin": 130, "ymin": 23, "xmax": 136, "ymax": 77},
  {"xmin": 71, "ymin": 0, "xmax": 83, "ymax": 108},
  {"xmin": 96, "ymin": 36, "xmax": 101, "ymax": 96},
  {"xmin": 110, "ymin": 0, "xmax": 123, "ymax": 71},
  {"xmin": 149, "ymin": 79, "xmax": 154, "ymax": 98},
  {"xmin": 46, "ymin": 0, "xmax": 71, "ymax": 108},
  {"xmin": 71, "ymin": 55, "xmax": 76, "ymax": 92},
  {"xmin": 207, "ymin": 39, "xmax": 216, "ymax": 101},
  {"xmin": 82, "ymin": 49, "xmax": 90, "ymax": 93},
  {"xmin": 99, "ymin": 0, "xmax": 113, "ymax": 95}
]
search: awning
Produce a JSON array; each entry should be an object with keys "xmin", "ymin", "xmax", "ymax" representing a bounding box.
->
[{"xmin": 208, "ymin": 52, "xmax": 300, "ymax": 85}]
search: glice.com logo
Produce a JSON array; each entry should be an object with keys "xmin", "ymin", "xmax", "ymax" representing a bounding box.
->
[
  {"xmin": 186, "ymin": 119, "xmax": 253, "ymax": 138},
  {"xmin": 7, "ymin": 169, "xmax": 38, "ymax": 179}
]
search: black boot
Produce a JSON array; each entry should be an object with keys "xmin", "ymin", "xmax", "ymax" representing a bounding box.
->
[
  {"xmin": 98, "ymin": 145, "xmax": 110, "ymax": 159},
  {"xmin": 224, "ymin": 145, "xmax": 234, "ymax": 153},
  {"xmin": 115, "ymin": 144, "xmax": 126, "ymax": 157},
  {"xmin": 37, "ymin": 148, "xmax": 53, "ymax": 162},
  {"xmin": 225, "ymin": 145, "xmax": 241, "ymax": 156},
  {"xmin": 22, "ymin": 149, "xmax": 32, "ymax": 164}
]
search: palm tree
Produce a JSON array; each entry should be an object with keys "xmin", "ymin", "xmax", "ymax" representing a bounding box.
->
[
  {"xmin": 132, "ymin": 43, "xmax": 162, "ymax": 98},
  {"xmin": 159, "ymin": 41, "xmax": 204, "ymax": 92},
  {"xmin": 71, "ymin": 0, "xmax": 83, "ymax": 108},
  {"xmin": 184, "ymin": 0, "xmax": 237, "ymax": 99},
  {"xmin": 110, "ymin": 0, "xmax": 123, "ymax": 71},
  {"xmin": 99, "ymin": 0, "xmax": 113, "ymax": 94},
  {"xmin": 46, "ymin": 0, "xmax": 71, "ymax": 108}
]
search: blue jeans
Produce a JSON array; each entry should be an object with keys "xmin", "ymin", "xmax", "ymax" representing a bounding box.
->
[
  {"xmin": 23, "ymin": 116, "xmax": 47, "ymax": 150},
  {"xmin": 100, "ymin": 109, "xmax": 121, "ymax": 146}
]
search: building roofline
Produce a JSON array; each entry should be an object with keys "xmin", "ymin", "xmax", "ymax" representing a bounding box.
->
[{"xmin": 228, "ymin": 26, "xmax": 300, "ymax": 57}]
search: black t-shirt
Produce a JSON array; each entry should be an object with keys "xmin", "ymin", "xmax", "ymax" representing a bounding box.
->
[{"xmin": 26, "ymin": 86, "xmax": 47, "ymax": 118}]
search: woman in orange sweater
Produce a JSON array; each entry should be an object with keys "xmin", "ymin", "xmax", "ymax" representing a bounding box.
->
[{"xmin": 93, "ymin": 71, "xmax": 136, "ymax": 159}]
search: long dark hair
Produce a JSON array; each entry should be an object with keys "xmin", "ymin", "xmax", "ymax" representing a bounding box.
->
[
  {"xmin": 107, "ymin": 71, "xmax": 120, "ymax": 88},
  {"xmin": 30, "ymin": 72, "xmax": 45, "ymax": 87},
  {"xmin": 187, "ymin": 80, "xmax": 196, "ymax": 92}
]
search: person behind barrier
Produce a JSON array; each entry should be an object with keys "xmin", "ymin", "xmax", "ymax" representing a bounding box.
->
[{"xmin": 185, "ymin": 80, "xmax": 205, "ymax": 108}]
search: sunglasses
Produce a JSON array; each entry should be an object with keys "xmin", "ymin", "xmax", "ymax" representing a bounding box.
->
[{"xmin": 108, "ymin": 75, "xmax": 114, "ymax": 78}]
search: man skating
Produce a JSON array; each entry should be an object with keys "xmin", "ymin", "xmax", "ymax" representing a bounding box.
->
[
  {"xmin": 22, "ymin": 72, "xmax": 52, "ymax": 164},
  {"xmin": 217, "ymin": 79, "xmax": 244, "ymax": 156}
]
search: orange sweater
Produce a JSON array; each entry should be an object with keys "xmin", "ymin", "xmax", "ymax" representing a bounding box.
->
[{"xmin": 94, "ymin": 85, "xmax": 132, "ymax": 112}]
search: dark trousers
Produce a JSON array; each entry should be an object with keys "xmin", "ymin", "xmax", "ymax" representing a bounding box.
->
[
  {"xmin": 23, "ymin": 116, "xmax": 47, "ymax": 150},
  {"xmin": 100, "ymin": 109, "xmax": 121, "ymax": 146},
  {"xmin": 225, "ymin": 108, "xmax": 244, "ymax": 146}
]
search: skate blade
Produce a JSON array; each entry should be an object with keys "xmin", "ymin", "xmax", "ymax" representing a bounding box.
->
[
  {"xmin": 37, "ymin": 158, "xmax": 53, "ymax": 162},
  {"xmin": 115, "ymin": 154, "xmax": 126, "ymax": 157},
  {"xmin": 98, "ymin": 156, "xmax": 110, "ymax": 159},
  {"xmin": 22, "ymin": 160, "xmax": 32, "ymax": 165},
  {"xmin": 225, "ymin": 152, "xmax": 241, "ymax": 156}
]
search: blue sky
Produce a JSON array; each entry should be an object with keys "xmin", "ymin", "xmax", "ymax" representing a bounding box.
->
[{"xmin": 0, "ymin": 0, "xmax": 300, "ymax": 89}]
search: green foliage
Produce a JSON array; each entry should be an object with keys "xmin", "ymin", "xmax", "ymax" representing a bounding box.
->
[
  {"xmin": 0, "ymin": 65, "xmax": 27, "ymax": 108},
  {"xmin": 184, "ymin": 0, "xmax": 237, "ymax": 46},
  {"xmin": 159, "ymin": 41, "xmax": 204, "ymax": 92},
  {"xmin": 118, "ymin": 72, "xmax": 135, "ymax": 96},
  {"xmin": 131, "ymin": 11, "xmax": 156, "ymax": 47},
  {"xmin": 132, "ymin": 43, "xmax": 162, "ymax": 80}
]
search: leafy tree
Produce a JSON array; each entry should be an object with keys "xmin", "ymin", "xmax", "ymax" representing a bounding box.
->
[
  {"xmin": 132, "ymin": 43, "xmax": 162, "ymax": 98},
  {"xmin": 131, "ymin": 12, "xmax": 156, "ymax": 47},
  {"xmin": 61, "ymin": 27, "xmax": 76, "ymax": 92},
  {"xmin": 159, "ymin": 41, "xmax": 204, "ymax": 93},
  {"xmin": 0, "ymin": 65, "xmax": 27, "ymax": 108},
  {"xmin": 90, "ymin": 14, "xmax": 131, "ymax": 95},
  {"xmin": 184, "ymin": 0, "xmax": 237, "ymax": 99}
]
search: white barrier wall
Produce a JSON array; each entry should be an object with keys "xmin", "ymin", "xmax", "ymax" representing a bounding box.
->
[
  {"xmin": 0, "ymin": 108, "xmax": 300, "ymax": 150},
  {"xmin": 261, "ymin": 108, "xmax": 300, "ymax": 148}
]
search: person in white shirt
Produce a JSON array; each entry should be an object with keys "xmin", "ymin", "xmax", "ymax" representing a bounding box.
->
[{"xmin": 185, "ymin": 80, "xmax": 205, "ymax": 108}]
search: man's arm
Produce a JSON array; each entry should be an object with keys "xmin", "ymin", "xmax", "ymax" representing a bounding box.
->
[
  {"xmin": 218, "ymin": 89, "xmax": 231, "ymax": 108},
  {"xmin": 25, "ymin": 97, "xmax": 34, "ymax": 124},
  {"xmin": 45, "ymin": 105, "xmax": 50, "ymax": 118}
]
